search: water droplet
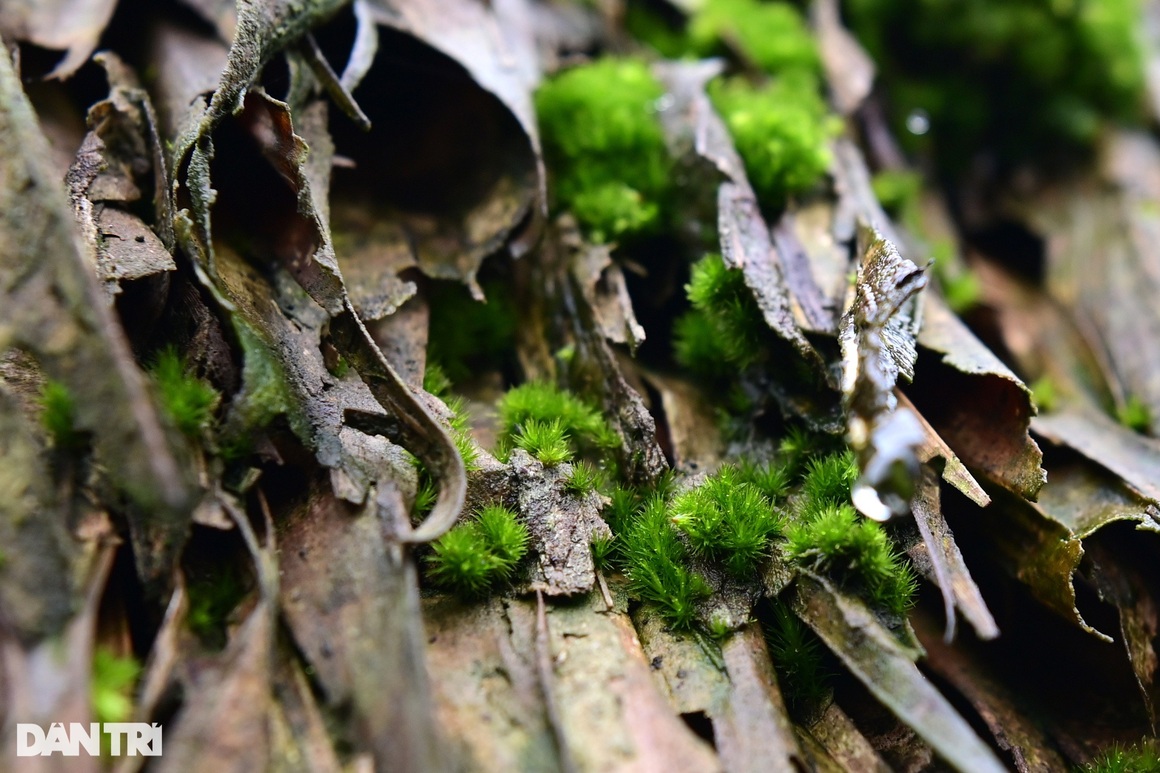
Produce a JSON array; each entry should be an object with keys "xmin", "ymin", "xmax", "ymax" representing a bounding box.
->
[{"xmin": 905, "ymin": 109, "xmax": 930, "ymax": 136}]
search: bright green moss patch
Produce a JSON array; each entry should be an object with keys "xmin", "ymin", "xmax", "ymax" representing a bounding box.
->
[
  {"xmin": 91, "ymin": 648, "xmax": 140, "ymax": 724},
  {"xmin": 688, "ymin": 0, "xmax": 819, "ymax": 77},
  {"xmin": 39, "ymin": 380, "xmax": 83, "ymax": 450},
  {"xmin": 786, "ymin": 503, "xmax": 917, "ymax": 616},
  {"xmin": 513, "ymin": 418, "xmax": 572, "ymax": 465},
  {"xmin": 800, "ymin": 449, "xmax": 859, "ymax": 513},
  {"xmin": 708, "ymin": 76, "xmax": 835, "ymax": 212},
  {"xmin": 427, "ymin": 506, "xmax": 530, "ymax": 596},
  {"xmin": 846, "ymin": 0, "xmax": 1147, "ymax": 170},
  {"xmin": 424, "ymin": 363, "xmax": 481, "ymax": 472},
  {"xmin": 151, "ymin": 346, "xmax": 220, "ymax": 440},
  {"xmin": 674, "ymin": 253, "xmax": 767, "ymax": 373},
  {"xmin": 1083, "ymin": 738, "xmax": 1160, "ymax": 773},
  {"xmin": 1029, "ymin": 375, "xmax": 1059, "ymax": 413},
  {"xmin": 670, "ymin": 465, "xmax": 783, "ymax": 576},
  {"xmin": 622, "ymin": 495, "xmax": 712, "ymax": 629},
  {"xmin": 535, "ymin": 58, "xmax": 673, "ymax": 243},
  {"xmin": 566, "ymin": 460, "xmax": 605, "ymax": 496},
  {"xmin": 498, "ymin": 381, "xmax": 619, "ymax": 454},
  {"xmin": 1117, "ymin": 395, "xmax": 1152, "ymax": 434}
]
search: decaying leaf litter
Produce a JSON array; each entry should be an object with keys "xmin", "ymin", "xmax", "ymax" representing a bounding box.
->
[{"xmin": 1, "ymin": 0, "xmax": 1159, "ymax": 770}]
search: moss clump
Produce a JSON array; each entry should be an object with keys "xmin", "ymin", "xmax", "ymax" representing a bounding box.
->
[
  {"xmin": 622, "ymin": 495, "xmax": 712, "ymax": 629},
  {"xmin": 219, "ymin": 325, "xmax": 295, "ymax": 461},
  {"xmin": 799, "ymin": 449, "xmax": 859, "ymax": 514},
  {"xmin": 91, "ymin": 648, "xmax": 140, "ymax": 724},
  {"xmin": 427, "ymin": 281, "xmax": 517, "ymax": 386},
  {"xmin": 765, "ymin": 601, "xmax": 830, "ymax": 714},
  {"xmin": 1029, "ymin": 375, "xmax": 1059, "ymax": 413},
  {"xmin": 1117, "ymin": 395, "xmax": 1151, "ymax": 434},
  {"xmin": 708, "ymin": 76, "xmax": 835, "ymax": 212},
  {"xmin": 186, "ymin": 565, "xmax": 247, "ymax": 649},
  {"xmin": 846, "ymin": 0, "xmax": 1146, "ymax": 171},
  {"xmin": 151, "ymin": 346, "xmax": 220, "ymax": 440},
  {"xmin": 423, "ymin": 363, "xmax": 481, "ymax": 472},
  {"xmin": 535, "ymin": 58, "xmax": 673, "ymax": 243},
  {"xmin": 1083, "ymin": 738, "xmax": 1160, "ymax": 773},
  {"xmin": 688, "ymin": 0, "xmax": 819, "ymax": 77},
  {"xmin": 674, "ymin": 253, "xmax": 768, "ymax": 374},
  {"xmin": 774, "ymin": 449, "xmax": 917, "ymax": 615},
  {"xmin": 670, "ymin": 465, "xmax": 783, "ymax": 576},
  {"xmin": 565, "ymin": 460, "xmax": 605, "ymax": 496},
  {"xmin": 498, "ymin": 381, "xmax": 619, "ymax": 454},
  {"xmin": 426, "ymin": 506, "xmax": 530, "ymax": 595},
  {"xmin": 39, "ymin": 380, "xmax": 83, "ymax": 450},
  {"xmin": 513, "ymin": 418, "xmax": 572, "ymax": 466},
  {"xmin": 786, "ymin": 502, "xmax": 917, "ymax": 616},
  {"xmin": 871, "ymin": 169, "xmax": 922, "ymax": 218}
]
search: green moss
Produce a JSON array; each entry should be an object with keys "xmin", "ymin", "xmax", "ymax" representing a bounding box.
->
[
  {"xmin": 422, "ymin": 362, "xmax": 481, "ymax": 472},
  {"xmin": 535, "ymin": 58, "xmax": 673, "ymax": 243},
  {"xmin": 799, "ymin": 449, "xmax": 859, "ymax": 513},
  {"xmin": 688, "ymin": 0, "xmax": 819, "ymax": 77},
  {"xmin": 427, "ymin": 281, "xmax": 517, "ymax": 386},
  {"xmin": 91, "ymin": 647, "xmax": 140, "ymax": 724},
  {"xmin": 513, "ymin": 418, "xmax": 573, "ymax": 466},
  {"xmin": 426, "ymin": 506, "xmax": 530, "ymax": 596},
  {"xmin": 737, "ymin": 457, "xmax": 793, "ymax": 502},
  {"xmin": 624, "ymin": 1, "xmax": 693, "ymax": 58},
  {"xmin": 670, "ymin": 465, "xmax": 783, "ymax": 576},
  {"xmin": 871, "ymin": 170, "xmax": 922, "ymax": 218},
  {"xmin": 1030, "ymin": 375, "xmax": 1059, "ymax": 413},
  {"xmin": 1083, "ymin": 738, "xmax": 1160, "ymax": 773},
  {"xmin": 785, "ymin": 503, "xmax": 917, "ymax": 616},
  {"xmin": 423, "ymin": 362, "xmax": 453, "ymax": 398},
  {"xmin": 39, "ymin": 380, "xmax": 83, "ymax": 450},
  {"xmin": 219, "ymin": 325, "xmax": 293, "ymax": 460},
  {"xmin": 708, "ymin": 76, "xmax": 835, "ymax": 212},
  {"xmin": 150, "ymin": 346, "xmax": 221, "ymax": 439},
  {"xmin": 1117, "ymin": 395, "xmax": 1152, "ymax": 434},
  {"xmin": 186, "ymin": 565, "xmax": 247, "ymax": 649},
  {"xmin": 675, "ymin": 253, "xmax": 768, "ymax": 372},
  {"xmin": 846, "ymin": 0, "xmax": 1146, "ymax": 171},
  {"xmin": 622, "ymin": 495, "xmax": 712, "ymax": 629},
  {"xmin": 765, "ymin": 601, "xmax": 830, "ymax": 714},
  {"xmin": 498, "ymin": 381, "xmax": 619, "ymax": 454},
  {"xmin": 566, "ymin": 460, "xmax": 605, "ymax": 496}
]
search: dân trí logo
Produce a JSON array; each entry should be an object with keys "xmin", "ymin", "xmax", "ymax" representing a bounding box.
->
[{"xmin": 16, "ymin": 723, "xmax": 162, "ymax": 757}]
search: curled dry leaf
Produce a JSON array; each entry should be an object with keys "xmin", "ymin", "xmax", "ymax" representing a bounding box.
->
[
  {"xmin": 912, "ymin": 611, "xmax": 1069, "ymax": 773},
  {"xmin": 0, "ymin": 0, "xmax": 118, "ymax": 78},
  {"xmin": 66, "ymin": 54, "xmax": 176, "ymax": 299},
  {"xmin": 907, "ymin": 467, "xmax": 999, "ymax": 642},
  {"xmin": 278, "ymin": 477, "xmax": 444, "ymax": 771},
  {"xmin": 160, "ymin": 3, "xmax": 467, "ymax": 540},
  {"xmin": 792, "ymin": 572, "xmax": 1007, "ymax": 773},
  {"xmin": 328, "ymin": 0, "xmax": 544, "ymax": 296},
  {"xmin": 0, "ymin": 45, "xmax": 195, "ymax": 582}
]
